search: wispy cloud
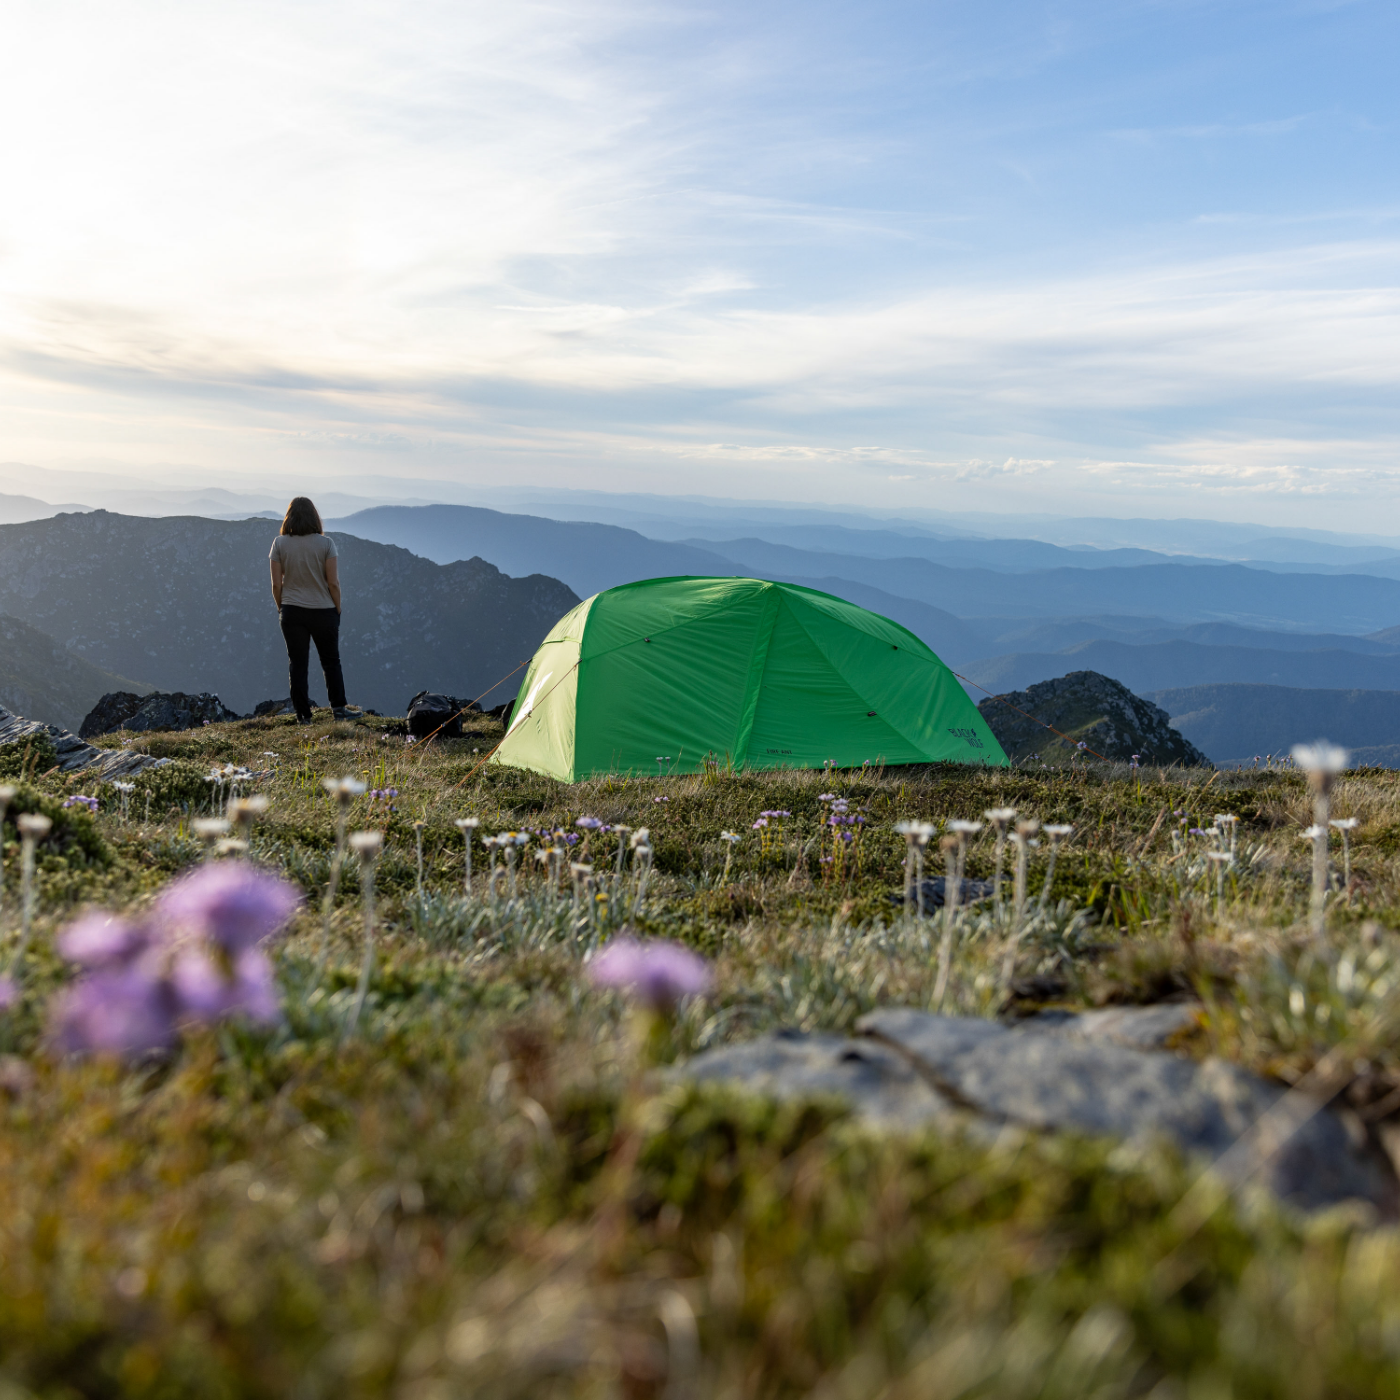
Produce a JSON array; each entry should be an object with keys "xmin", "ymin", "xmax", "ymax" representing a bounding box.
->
[{"xmin": 1, "ymin": 0, "xmax": 1398, "ymax": 528}]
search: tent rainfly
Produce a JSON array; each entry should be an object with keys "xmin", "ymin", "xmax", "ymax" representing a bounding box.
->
[{"xmin": 490, "ymin": 577, "xmax": 1009, "ymax": 782}]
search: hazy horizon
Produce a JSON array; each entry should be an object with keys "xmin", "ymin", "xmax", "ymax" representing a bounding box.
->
[{"xmin": 4, "ymin": 463, "xmax": 1400, "ymax": 557}]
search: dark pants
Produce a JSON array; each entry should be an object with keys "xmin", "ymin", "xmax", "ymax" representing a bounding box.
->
[{"xmin": 279, "ymin": 605, "xmax": 346, "ymax": 719}]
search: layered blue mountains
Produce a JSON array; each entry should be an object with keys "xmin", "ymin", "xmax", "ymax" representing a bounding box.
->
[{"xmin": 2, "ymin": 486, "xmax": 1400, "ymax": 766}]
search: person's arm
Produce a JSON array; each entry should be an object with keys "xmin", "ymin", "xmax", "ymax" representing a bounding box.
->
[
  {"xmin": 325, "ymin": 555, "xmax": 341, "ymax": 613},
  {"xmin": 270, "ymin": 555, "xmax": 284, "ymax": 608}
]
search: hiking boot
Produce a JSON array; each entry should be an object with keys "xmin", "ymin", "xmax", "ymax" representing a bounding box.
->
[{"xmin": 332, "ymin": 706, "xmax": 360, "ymax": 721}]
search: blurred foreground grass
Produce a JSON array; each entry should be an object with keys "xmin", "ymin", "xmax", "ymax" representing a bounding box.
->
[{"xmin": 5, "ymin": 712, "xmax": 1400, "ymax": 1396}]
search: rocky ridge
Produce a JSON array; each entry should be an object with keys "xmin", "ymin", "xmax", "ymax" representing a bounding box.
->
[
  {"xmin": 978, "ymin": 669, "xmax": 1211, "ymax": 766},
  {"xmin": 79, "ymin": 691, "xmax": 241, "ymax": 739},
  {"xmin": 0, "ymin": 706, "xmax": 171, "ymax": 781}
]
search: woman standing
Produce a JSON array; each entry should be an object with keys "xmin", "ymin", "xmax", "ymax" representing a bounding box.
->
[{"xmin": 269, "ymin": 497, "xmax": 352, "ymax": 723}]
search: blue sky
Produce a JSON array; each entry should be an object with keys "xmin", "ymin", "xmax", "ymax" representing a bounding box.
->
[{"xmin": 1, "ymin": 0, "xmax": 1398, "ymax": 527}]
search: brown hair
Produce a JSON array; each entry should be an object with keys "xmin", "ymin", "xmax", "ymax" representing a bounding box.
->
[{"xmin": 280, "ymin": 497, "xmax": 323, "ymax": 537}]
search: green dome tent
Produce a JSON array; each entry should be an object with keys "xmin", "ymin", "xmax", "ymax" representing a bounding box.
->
[{"xmin": 490, "ymin": 577, "xmax": 1008, "ymax": 781}]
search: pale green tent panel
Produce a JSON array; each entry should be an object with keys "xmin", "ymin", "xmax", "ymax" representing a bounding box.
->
[{"xmin": 493, "ymin": 577, "xmax": 1008, "ymax": 781}]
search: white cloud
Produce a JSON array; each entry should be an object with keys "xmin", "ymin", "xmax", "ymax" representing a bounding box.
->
[{"xmin": 1, "ymin": 0, "xmax": 1399, "ymax": 530}]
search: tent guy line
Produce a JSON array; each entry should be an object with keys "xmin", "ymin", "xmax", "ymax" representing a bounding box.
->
[
  {"xmin": 452, "ymin": 661, "xmax": 582, "ymax": 791},
  {"xmin": 952, "ymin": 669, "xmax": 1103, "ymax": 767},
  {"xmin": 412, "ymin": 657, "xmax": 534, "ymax": 758}
]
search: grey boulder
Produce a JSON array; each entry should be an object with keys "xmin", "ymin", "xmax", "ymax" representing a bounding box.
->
[
  {"xmin": 680, "ymin": 1029, "xmax": 953, "ymax": 1131},
  {"xmin": 860, "ymin": 1009, "xmax": 1387, "ymax": 1212},
  {"xmin": 677, "ymin": 1006, "xmax": 1390, "ymax": 1212},
  {"xmin": 81, "ymin": 690, "xmax": 241, "ymax": 737}
]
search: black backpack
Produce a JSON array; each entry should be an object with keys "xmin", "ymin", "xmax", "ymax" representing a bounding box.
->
[{"xmin": 406, "ymin": 691, "xmax": 466, "ymax": 740}]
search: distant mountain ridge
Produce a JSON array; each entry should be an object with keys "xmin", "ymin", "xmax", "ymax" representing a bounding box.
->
[
  {"xmin": 0, "ymin": 512, "xmax": 577, "ymax": 716},
  {"xmin": 326, "ymin": 504, "xmax": 735, "ymax": 598},
  {"xmin": 959, "ymin": 639, "xmax": 1400, "ymax": 698},
  {"xmin": 965, "ymin": 617, "xmax": 1400, "ymax": 658},
  {"xmin": 1145, "ymin": 684, "xmax": 1400, "ymax": 766},
  {"xmin": 0, "ymin": 613, "xmax": 152, "ymax": 733},
  {"xmin": 694, "ymin": 538, "xmax": 1400, "ymax": 633}
]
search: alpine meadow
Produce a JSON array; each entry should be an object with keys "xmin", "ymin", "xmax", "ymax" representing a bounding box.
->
[{"xmin": 4, "ymin": 704, "xmax": 1400, "ymax": 1395}]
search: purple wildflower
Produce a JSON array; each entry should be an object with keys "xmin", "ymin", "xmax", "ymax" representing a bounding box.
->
[
  {"xmin": 576, "ymin": 816, "xmax": 605, "ymax": 831},
  {"xmin": 759, "ymin": 810, "xmax": 791, "ymax": 818},
  {"xmin": 171, "ymin": 946, "xmax": 280, "ymax": 1024},
  {"xmin": 50, "ymin": 968, "xmax": 181, "ymax": 1057},
  {"xmin": 654, "ymin": 796, "xmax": 669, "ymax": 803},
  {"xmin": 156, "ymin": 862, "xmax": 300, "ymax": 953},
  {"xmin": 0, "ymin": 977, "xmax": 17, "ymax": 1011},
  {"xmin": 49, "ymin": 867, "xmax": 297, "ymax": 1059},
  {"xmin": 817, "ymin": 793, "xmax": 837, "ymax": 802},
  {"xmin": 58, "ymin": 913, "xmax": 152, "ymax": 968},
  {"xmin": 589, "ymin": 938, "xmax": 712, "ymax": 1010},
  {"xmin": 63, "ymin": 795, "xmax": 99, "ymax": 813},
  {"xmin": 752, "ymin": 817, "xmax": 768, "ymax": 829}
]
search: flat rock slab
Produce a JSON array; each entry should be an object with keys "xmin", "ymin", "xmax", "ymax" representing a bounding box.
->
[
  {"xmin": 1021, "ymin": 1002, "xmax": 1201, "ymax": 1050},
  {"xmin": 0, "ymin": 706, "xmax": 171, "ymax": 782},
  {"xmin": 860, "ymin": 1009, "xmax": 1387, "ymax": 1212},
  {"xmin": 676, "ymin": 1007, "xmax": 1390, "ymax": 1212},
  {"xmin": 679, "ymin": 1030, "xmax": 954, "ymax": 1131}
]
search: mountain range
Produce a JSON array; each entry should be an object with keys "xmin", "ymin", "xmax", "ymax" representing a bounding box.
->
[
  {"xmin": 0, "ymin": 512, "xmax": 577, "ymax": 717},
  {"xmin": 318, "ymin": 501, "xmax": 1400, "ymax": 765},
  {"xmin": 4, "ymin": 489, "xmax": 1400, "ymax": 764},
  {"xmin": 958, "ymin": 639, "xmax": 1400, "ymax": 698},
  {"xmin": 0, "ymin": 613, "xmax": 151, "ymax": 733},
  {"xmin": 330, "ymin": 505, "xmax": 1400, "ymax": 634},
  {"xmin": 323, "ymin": 504, "xmax": 729, "ymax": 598},
  {"xmin": 1146, "ymin": 684, "xmax": 1400, "ymax": 767}
]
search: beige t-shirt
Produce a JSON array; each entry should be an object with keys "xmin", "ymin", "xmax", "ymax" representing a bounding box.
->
[{"xmin": 270, "ymin": 532, "xmax": 338, "ymax": 610}]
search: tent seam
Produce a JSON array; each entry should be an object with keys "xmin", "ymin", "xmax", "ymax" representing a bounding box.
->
[
  {"xmin": 779, "ymin": 595, "xmax": 987, "ymax": 763},
  {"xmin": 730, "ymin": 585, "xmax": 783, "ymax": 766}
]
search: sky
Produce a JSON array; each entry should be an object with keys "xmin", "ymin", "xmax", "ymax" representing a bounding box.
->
[{"xmin": 2, "ymin": 0, "xmax": 1399, "ymax": 529}]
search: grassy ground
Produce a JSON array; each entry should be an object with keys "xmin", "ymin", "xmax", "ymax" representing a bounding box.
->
[{"xmin": 5, "ymin": 713, "xmax": 1400, "ymax": 1396}]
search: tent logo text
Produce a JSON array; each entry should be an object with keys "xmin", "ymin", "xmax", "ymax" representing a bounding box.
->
[{"xmin": 947, "ymin": 727, "xmax": 984, "ymax": 749}]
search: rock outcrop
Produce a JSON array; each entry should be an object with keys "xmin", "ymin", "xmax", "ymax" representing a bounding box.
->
[
  {"xmin": 978, "ymin": 669, "xmax": 1210, "ymax": 766},
  {"xmin": 80, "ymin": 691, "xmax": 241, "ymax": 738},
  {"xmin": 681, "ymin": 1007, "xmax": 1390, "ymax": 1213},
  {"xmin": 0, "ymin": 706, "xmax": 171, "ymax": 781}
]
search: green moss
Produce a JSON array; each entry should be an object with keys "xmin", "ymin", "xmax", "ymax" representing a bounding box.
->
[{"xmin": 0, "ymin": 732, "xmax": 59, "ymax": 782}]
